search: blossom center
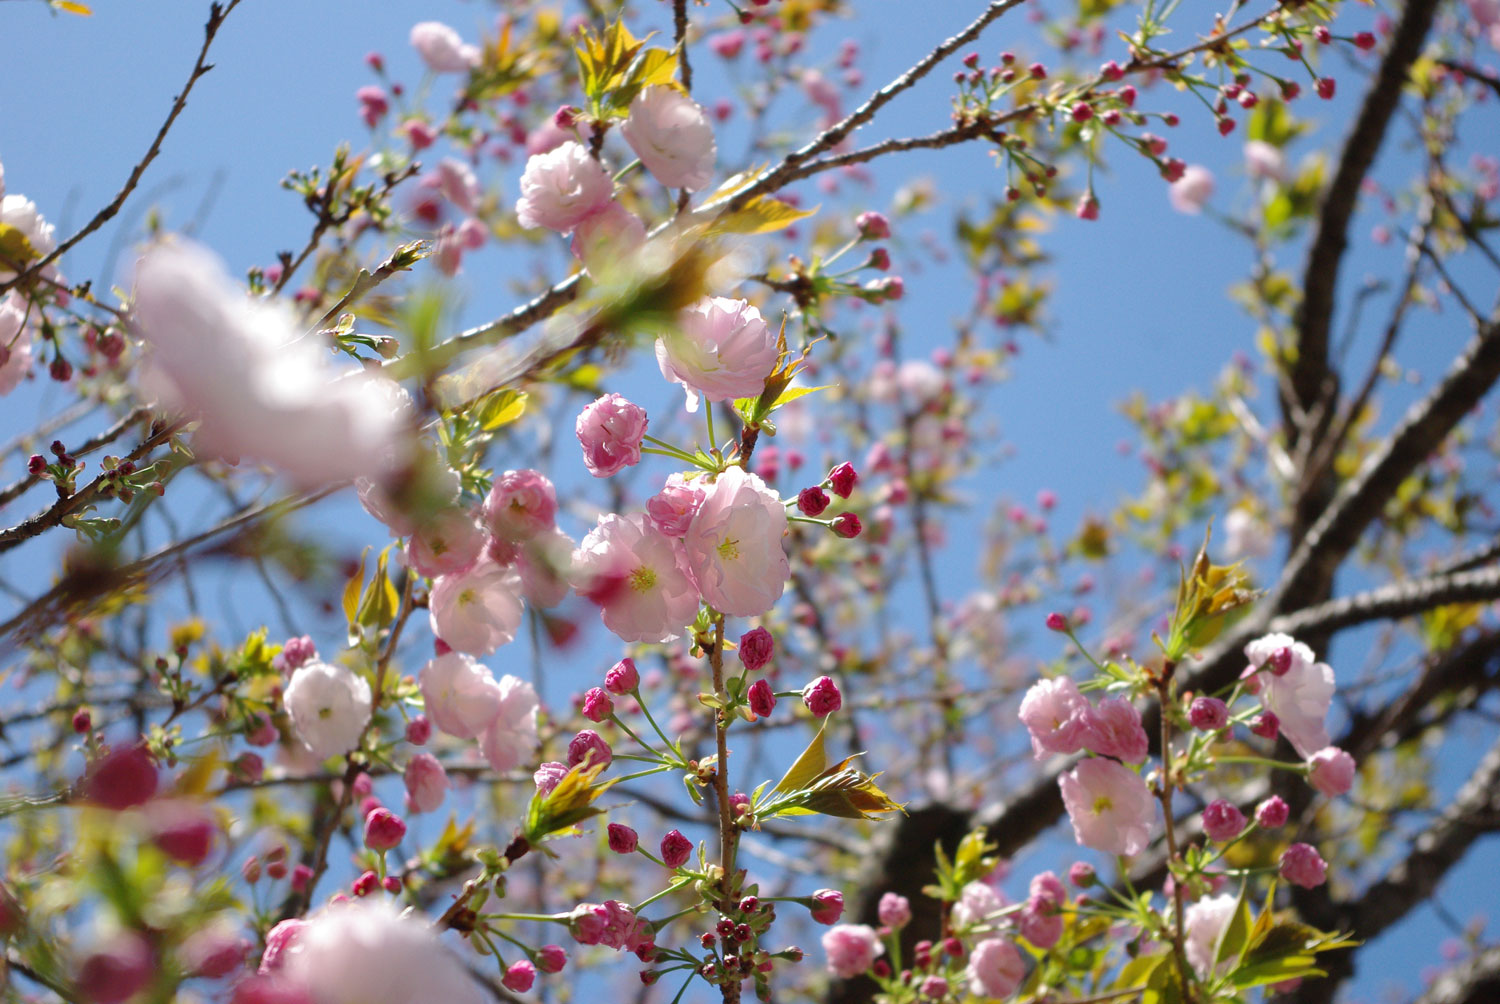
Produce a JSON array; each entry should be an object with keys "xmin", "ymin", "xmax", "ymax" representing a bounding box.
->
[
  {"xmin": 1091, "ymin": 794, "xmax": 1113, "ymax": 815},
  {"xmin": 716, "ymin": 537, "xmax": 741, "ymax": 561},
  {"xmin": 629, "ymin": 566, "xmax": 657, "ymax": 592}
]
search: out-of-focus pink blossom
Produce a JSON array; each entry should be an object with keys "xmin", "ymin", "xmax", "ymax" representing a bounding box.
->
[
  {"xmin": 419, "ymin": 652, "xmax": 503, "ymax": 739},
  {"xmin": 404, "ymin": 753, "xmax": 448, "ymax": 814},
  {"xmin": 428, "ymin": 558, "xmax": 524, "ymax": 655},
  {"xmin": 483, "ymin": 469, "xmax": 558, "ymax": 543},
  {"xmin": 1307, "ymin": 746, "xmax": 1356, "ymax": 796},
  {"xmin": 1279, "ymin": 843, "xmax": 1328, "ymax": 888},
  {"xmin": 821, "ymin": 924, "xmax": 883, "ymax": 979},
  {"xmin": 0, "ymin": 295, "xmax": 34, "ymax": 395},
  {"xmin": 1168, "ymin": 165, "xmax": 1215, "ymax": 213},
  {"xmin": 1184, "ymin": 893, "xmax": 1237, "ymax": 977},
  {"xmin": 966, "ymin": 938, "xmax": 1025, "ymax": 998},
  {"xmin": 569, "ymin": 901, "xmax": 651, "ymax": 951},
  {"xmin": 478, "ymin": 675, "xmax": 539, "ymax": 772},
  {"xmin": 410, "ymin": 21, "xmax": 480, "ymax": 73}
]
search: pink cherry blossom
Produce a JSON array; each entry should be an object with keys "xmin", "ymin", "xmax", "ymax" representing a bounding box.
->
[
  {"xmin": 131, "ymin": 240, "xmax": 411, "ymax": 486},
  {"xmin": 1019, "ymin": 897, "xmax": 1063, "ymax": 949},
  {"xmin": 405, "ymin": 507, "xmax": 486, "ymax": 578},
  {"xmin": 514, "ymin": 527, "xmax": 575, "ymax": 608},
  {"xmin": 1246, "ymin": 633, "xmax": 1335, "ymax": 758},
  {"xmin": 418, "ymin": 652, "xmax": 503, "ymax": 739},
  {"xmin": 1307, "ymin": 746, "xmax": 1356, "ymax": 796},
  {"xmin": 1168, "ymin": 165, "xmax": 1215, "ymax": 214},
  {"xmin": 409, "ymin": 21, "xmax": 479, "ymax": 73},
  {"xmin": 568, "ymin": 901, "xmax": 651, "ymax": 951},
  {"xmin": 515, "ymin": 142, "xmax": 614, "ymax": 232},
  {"xmin": 0, "ymin": 295, "xmax": 34, "ymax": 396},
  {"xmin": 404, "ymin": 753, "xmax": 448, "ymax": 814},
  {"xmin": 821, "ymin": 924, "xmax": 883, "ymax": 979},
  {"xmin": 950, "ymin": 880, "xmax": 1003, "ymax": 929},
  {"xmin": 283, "ymin": 661, "xmax": 372, "ymax": 760},
  {"xmin": 259, "ymin": 919, "xmax": 306, "ymax": 973},
  {"xmin": 0, "ymin": 194, "xmax": 57, "ymax": 284},
  {"xmin": 576, "ymin": 392, "xmax": 648, "ymax": 477},
  {"xmin": 483, "ymin": 469, "xmax": 558, "ymax": 543},
  {"xmin": 1279, "ymin": 842, "xmax": 1328, "ymax": 888},
  {"xmin": 432, "ymin": 158, "xmax": 480, "ymax": 214},
  {"xmin": 573, "ymin": 512, "xmax": 700, "ymax": 643},
  {"xmin": 282, "ymin": 899, "xmax": 484, "ymax": 1004},
  {"xmin": 967, "ymin": 938, "xmax": 1025, "ymax": 998},
  {"xmin": 428, "ymin": 558, "xmax": 524, "ymax": 655},
  {"xmin": 620, "ymin": 86, "xmax": 717, "ymax": 191},
  {"xmin": 1018, "ymin": 676, "xmax": 1090, "ymax": 759},
  {"xmin": 647, "ymin": 474, "xmax": 706, "ymax": 536},
  {"xmin": 479, "ymin": 674, "xmax": 539, "ymax": 771},
  {"xmin": 570, "ymin": 200, "xmax": 647, "ymax": 273},
  {"xmin": 1058, "ymin": 757, "xmax": 1154, "ymax": 856},
  {"xmin": 1184, "ymin": 893, "xmax": 1237, "ymax": 977},
  {"xmin": 656, "ymin": 297, "xmax": 779, "ymax": 412},
  {"xmin": 682, "ymin": 466, "xmax": 789, "ymax": 617},
  {"xmin": 878, "ymin": 892, "xmax": 911, "ymax": 928},
  {"xmin": 1079, "ymin": 696, "xmax": 1149, "ymax": 763}
]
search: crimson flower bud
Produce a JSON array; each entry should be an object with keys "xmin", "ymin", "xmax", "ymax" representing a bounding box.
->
[
  {"xmin": 738, "ymin": 627, "xmax": 774, "ymax": 671},
  {"xmin": 798, "ymin": 486, "xmax": 831, "ymax": 516},
  {"xmin": 363, "ymin": 807, "xmax": 407, "ymax": 851},
  {"xmin": 608, "ymin": 823, "xmax": 639, "ymax": 854},
  {"xmin": 748, "ymin": 678, "xmax": 777, "ymax": 718},
  {"xmin": 809, "ymin": 889, "xmax": 844, "ymax": 924},
  {"xmin": 660, "ymin": 829, "xmax": 692, "ymax": 868},
  {"xmin": 1256, "ymin": 795, "xmax": 1290, "ymax": 828},
  {"xmin": 831, "ymin": 512, "xmax": 862, "ymax": 538},
  {"xmin": 581, "ymin": 687, "xmax": 614, "ymax": 723},
  {"xmin": 1188, "ymin": 696, "xmax": 1229, "ymax": 731}
]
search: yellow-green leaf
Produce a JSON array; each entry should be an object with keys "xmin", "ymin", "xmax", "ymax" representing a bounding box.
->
[
  {"xmin": 342, "ymin": 549, "xmax": 369, "ymax": 630},
  {"xmin": 772, "ymin": 719, "xmax": 831, "ymax": 795},
  {"xmin": 709, "ymin": 195, "xmax": 816, "ymax": 236}
]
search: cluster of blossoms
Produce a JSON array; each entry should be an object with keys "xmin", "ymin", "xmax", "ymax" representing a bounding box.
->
[{"xmin": 822, "ymin": 603, "xmax": 1356, "ymax": 999}]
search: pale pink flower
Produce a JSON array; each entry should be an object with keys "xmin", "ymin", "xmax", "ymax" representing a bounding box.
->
[
  {"xmin": 260, "ymin": 919, "xmax": 306, "ymax": 972},
  {"xmin": 534, "ymin": 761, "xmax": 568, "ymax": 796},
  {"xmin": 1058, "ymin": 757, "xmax": 1154, "ymax": 856},
  {"xmin": 1079, "ymin": 696, "xmax": 1149, "ymax": 763},
  {"xmin": 570, "ymin": 200, "xmax": 647, "ymax": 273},
  {"xmin": 409, "ymin": 21, "xmax": 480, "ymax": 74},
  {"xmin": 432, "ymin": 158, "xmax": 480, "ymax": 214},
  {"xmin": 419, "ymin": 652, "xmax": 503, "ymax": 739},
  {"xmin": 1184, "ymin": 893, "xmax": 1238, "ymax": 977},
  {"xmin": 515, "ymin": 142, "xmax": 614, "ymax": 232},
  {"xmin": 1019, "ymin": 897, "xmax": 1063, "ymax": 949},
  {"xmin": 283, "ymin": 661, "xmax": 372, "ymax": 760},
  {"xmin": 820, "ymin": 924, "xmax": 883, "ymax": 979},
  {"xmin": 877, "ymin": 892, "xmax": 911, "ymax": 928},
  {"xmin": 1307, "ymin": 746, "xmax": 1356, "ymax": 796},
  {"xmin": 1018, "ymin": 676, "xmax": 1090, "ymax": 759},
  {"xmin": 282, "ymin": 899, "xmax": 484, "ymax": 1004},
  {"xmin": 0, "ymin": 294, "xmax": 33, "ymax": 395},
  {"xmin": 483, "ymin": 469, "xmax": 557, "ymax": 542},
  {"xmin": 620, "ymin": 85, "xmax": 717, "ymax": 191},
  {"xmin": 656, "ymin": 297, "xmax": 779, "ymax": 412},
  {"xmin": 429, "ymin": 558, "xmax": 524, "ymax": 655},
  {"xmin": 682, "ymin": 466, "xmax": 789, "ymax": 617},
  {"xmin": 131, "ymin": 240, "xmax": 410, "ymax": 486},
  {"xmin": 573, "ymin": 513, "xmax": 700, "ymax": 643},
  {"xmin": 1247, "ymin": 633, "xmax": 1334, "ymax": 758},
  {"xmin": 966, "ymin": 938, "xmax": 1025, "ymax": 998},
  {"xmin": 1168, "ymin": 165, "xmax": 1215, "ymax": 214},
  {"xmin": 479, "ymin": 674, "xmax": 539, "ymax": 772},
  {"xmin": 1244, "ymin": 140, "xmax": 1286, "ymax": 182},
  {"xmin": 950, "ymin": 880, "xmax": 1004, "ymax": 929},
  {"xmin": 576, "ymin": 393, "xmax": 648, "ymax": 477},
  {"xmin": 404, "ymin": 753, "xmax": 448, "ymax": 814},
  {"xmin": 515, "ymin": 527, "xmax": 575, "ymax": 608},
  {"xmin": 405, "ymin": 508, "xmax": 486, "ymax": 578},
  {"xmin": 568, "ymin": 901, "xmax": 651, "ymax": 951},
  {"xmin": 647, "ymin": 473, "xmax": 706, "ymax": 537}
]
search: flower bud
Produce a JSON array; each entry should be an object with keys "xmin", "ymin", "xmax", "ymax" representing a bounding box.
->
[
  {"xmin": 608, "ymin": 823, "xmax": 639, "ymax": 854},
  {"xmin": 581, "ymin": 687, "xmax": 614, "ymax": 723},
  {"xmin": 363, "ymin": 807, "xmax": 407, "ymax": 851},
  {"xmin": 660, "ymin": 829, "xmax": 693, "ymax": 868}
]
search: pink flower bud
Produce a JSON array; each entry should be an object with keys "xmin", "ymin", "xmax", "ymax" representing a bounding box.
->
[
  {"xmin": 1071, "ymin": 102, "xmax": 1094, "ymax": 123},
  {"xmin": 534, "ymin": 761, "xmax": 568, "ymax": 796},
  {"xmin": 1250, "ymin": 710, "xmax": 1279, "ymax": 740},
  {"xmin": 748, "ymin": 678, "xmax": 777, "ymax": 718},
  {"xmin": 828, "ymin": 462, "xmax": 858, "ymax": 498},
  {"xmin": 568, "ymin": 730, "xmax": 613, "ymax": 769},
  {"xmin": 84, "ymin": 744, "xmax": 158, "ymax": 810},
  {"xmin": 1255, "ymin": 795, "xmax": 1289, "ymax": 828},
  {"xmin": 1188, "ymin": 696, "xmax": 1229, "ymax": 731},
  {"xmin": 660, "ymin": 829, "xmax": 692, "ymax": 868},
  {"xmin": 1045, "ymin": 612, "xmax": 1069, "ymax": 632},
  {"xmin": 537, "ymin": 944, "xmax": 568, "ymax": 973},
  {"xmin": 291, "ymin": 864, "xmax": 312, "ymax": 892},
  {"xmin": 856, "ymin": 211, "xmax": 891, "ymax": 240},
  {"xmin": 72, "ymin": 707, "xmax": 92, "ymax": 734},
  {"xmin": 831, "ymin": 512, "xmax": 862, "ymax": 538},
  {"xmin": 878, "ymin": 892, "xmax": 911, "ymax": 928},
  {"xmin": 1202, "ymin": 799, "xmax": 1246, "ymax": 842},
  {"xmin": 738, "ymin": 627, "xmax": 774, "ymax": 671},
  {"xmin": 363, "ymin": 807, "xmax": 407, "ymax": 851},
  {"xmin": 78, "ymin": 932, "xmax": 153, "ymax": 1004},
  {"xmin": 581, "ymin": 687, "xmax": 614, "ymax": 723},
  {"xmin": 352, "ymin": 870, "xmax": 378, "ymax": 896},
  {"xmin": 502, "ymin": 960, "xmax": 536, "ymax": 993},
  {"xmin": 1279, "ymin": 842, "xmax": 1327, "ymax": 888},
  {"xmin": 149, "ymin": 801, "xmax": 217, "ymax": 866},
  {"xmin": 1068, "ymin": 861, "xmax": 1095, "ymax": 887},
  {"xmin": 1307, "ymin": 747, "xmax": 1356, "ymax": 796},
  {"xmin": 604, "ymin": 657, "xmax": 640, "ymax": 695},
  {"xmin": 1075, "ymin": 194, "xmax": 1099, "ymax": 220},
  {"xmin": 810, "ymin": 888, "xmax": 844, "ymax": 925},
  {"xmin": 405, "ymin": 715, "xmax": 432, "ymax": 745},
  {"xmin": 1316, "ymin": 77, "xmax": 1336, "ymax": 100},
  {"xmin": 798, "ymin": 486, "xmax": 831, "ymax": 516},
  {"xmin": 1100, "ymin": 60, "xmax": 1123, "ymax": 80},
  {"xmin": 608, "ymin": 823, "xmax": 639, "ymax": 854},
  {"xmin": 802, "ymin": 676, "xmax": 842, "ymax": 717}
]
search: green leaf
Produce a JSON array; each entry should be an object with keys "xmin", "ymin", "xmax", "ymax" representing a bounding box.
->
[
  {"xmin": 342, "ymin": 549, "xmax": 369, "ymax": 631},
  {"xmin": 475, "ymin": 388, "xmax": 529, "ymax": 430},
  {"xmin": 772, "ymin": 719, "xmax": 831, "ymax": 795},
  {"xmin": 355, "ymin": 544, "xmax": 402, "ymax": 630},
  {"xmin": 1214, "ymin": 881, "xmax": 1254, "ymax": 970}
]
